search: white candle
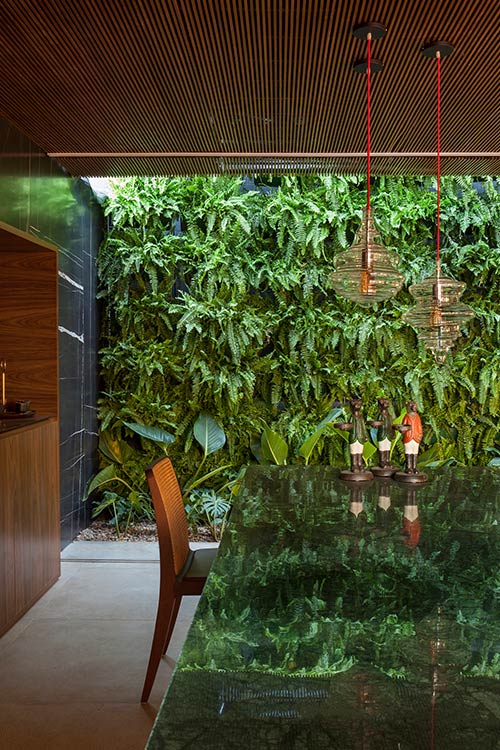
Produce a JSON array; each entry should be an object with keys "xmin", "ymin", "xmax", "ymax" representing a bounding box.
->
[{"xmin": 1, "ymin": 360, "xmax": 5, "ymax": 406}]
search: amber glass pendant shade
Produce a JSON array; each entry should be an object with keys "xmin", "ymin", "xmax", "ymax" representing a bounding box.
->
[
  {"xmin": 331, "ymin": 208, "xmax": 404, "ymax": 306},
  {"xmin": 402, "ymin": 276, "xmax": 474, "ymax": 363},
  {"xmin": 404, "ymin": 42, "xmax": 474, "ymax": 362},
  {"xmin": 331, "ymin": 24, "xmax": 403, "ymax": 307}
]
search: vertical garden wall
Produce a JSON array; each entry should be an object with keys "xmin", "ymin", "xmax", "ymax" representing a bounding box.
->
[{"xmin": 92, "ymin": 174, "xmax": 500, "ymax": 517}]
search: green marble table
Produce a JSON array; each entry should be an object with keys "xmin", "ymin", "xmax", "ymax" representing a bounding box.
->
[{"xmin": 147, "ymin": 465, "xmax": 500, "ymax": 749}]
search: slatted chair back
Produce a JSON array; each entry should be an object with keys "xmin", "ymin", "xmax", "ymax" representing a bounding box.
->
[{"xmin": 146, "ymin": 456, "xmax": 190, "ymax": 578}]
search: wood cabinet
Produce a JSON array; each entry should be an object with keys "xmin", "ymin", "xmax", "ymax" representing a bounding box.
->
[
  {"xmin": 0, "ymin": 419, "xmax": 60, "ymax": 636},
  {"xmin": 0, "ymin": 221, "xmax": 58, "ymax": 416},
  {"xmin": 0, "ymin": 222, "xmax": 60, "ymax": 636}
]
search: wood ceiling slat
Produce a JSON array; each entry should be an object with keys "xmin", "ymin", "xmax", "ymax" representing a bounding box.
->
[
  {"xmin": 322, "ymin": 0, "xmax": 365, "ymax": 152},
  {"xmin": 262, "ymin": 0, "xmax": 271, "ymax": 149},
  {"xmin": 162, "ymin": 0, "xmax": 220, "ymax": 152},
  {"xmin": 307, "ymin": 2, "xmax": 338, "ymax": 152},
  {"xmin": 284, "ymin": 0, "xmax": 298, "ymax": 152},
  {"xmin": 203, "ymin": 2, "xmax": 240, "ymax": 151},
  {"xmin": 371, "ymin": 0, "xmax": 436, "ymax": 153},
  {"xmin": 240, "ymin": 3, "xmax": 262, "ymax": 151},
  {"xmin": 0, "ymin": 0, "xmax": 498, "ymax": 177},
  {"xmin": 181, "ymin": 1, "xmax": 232, "ymax": 151},
  {"xmin": 127, "ymin": 0, "xmax": 193, "ymax": 151}
]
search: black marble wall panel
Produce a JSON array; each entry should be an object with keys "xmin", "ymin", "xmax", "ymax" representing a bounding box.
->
[{"xmin": 0, "ymin": 118, "xmax": 102, "ymax": 548}]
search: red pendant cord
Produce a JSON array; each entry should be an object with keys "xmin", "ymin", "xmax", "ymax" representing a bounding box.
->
[
  {"xmin": 436, "ymin": 51, "xmax": 441, "ymax": 283},
  {"xmin": 367, "ymin": 33, "xmax": 371, "ymax": 212}
]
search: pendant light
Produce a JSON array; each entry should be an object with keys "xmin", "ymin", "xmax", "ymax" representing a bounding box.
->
[
  {"xmin": 330, "ymin": 23, "xmax": 404, "ymax": 306},
  {"xmin": 403, "ymin": 42, "xmax": 473, "ymax": 362}
]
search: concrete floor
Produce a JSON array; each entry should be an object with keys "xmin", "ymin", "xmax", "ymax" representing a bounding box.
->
[{"xmin": 0, "ymin": 540, "xmax": 217, "ymax": 750}]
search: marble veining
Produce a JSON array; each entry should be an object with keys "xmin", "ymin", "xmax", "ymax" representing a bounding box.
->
[
  {"xmin": 58, "ymin": 325, "xmax": 85, "ymax": 343},
  {"xmin": 0, "ymin": 118, "xmax": 102, "ymax": 547}
]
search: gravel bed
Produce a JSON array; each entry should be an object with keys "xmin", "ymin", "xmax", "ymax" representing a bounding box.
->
[{"xmin": 75, "ymin": 520, "xmax": 216, "ymax": 543}]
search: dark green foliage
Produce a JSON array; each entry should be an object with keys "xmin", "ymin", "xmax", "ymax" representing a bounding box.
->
[{"xmin": 96, "ymin": 174, "xmax": 500, "ymax": 505}]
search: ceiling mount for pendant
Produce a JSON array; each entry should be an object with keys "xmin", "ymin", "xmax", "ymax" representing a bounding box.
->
[
  {"xmin": 352, "ymin": 59, "xmax": 384, "ymax": 74},
  {"xmin": 353, "ymin": 22, "xmax": 387, "ymax": 40},
  {"xmin": 330, "ymin": 21, "xmax": 404, "ymax": 306},
  {"xmin": 352, "ymin": 22, "xmax": 386, "ymax": 73},
  {"xmin": 421, "ymin": 41, "xmax": 454, "ymax": 59}
]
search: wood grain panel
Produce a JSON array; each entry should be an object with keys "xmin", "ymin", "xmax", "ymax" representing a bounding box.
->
[
  {"xmin": 0, "ymin": 0, "xmax": 498, "ymax": 176},
  {"xmin": 0, "ymin": 419, "xmax": 60, "ymax": 637},
  {"xmin": 0, "ymin": 224, "xmax": 58, "ymax": 417},
  {"xmin": 0, "ymin": 460, "xmax": 15, "ymax": 634}
]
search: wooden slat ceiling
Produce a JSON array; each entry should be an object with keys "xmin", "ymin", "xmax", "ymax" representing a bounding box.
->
[{"xmin": 0, "ymin": 0, "xmax": 498, "ymax": 177}]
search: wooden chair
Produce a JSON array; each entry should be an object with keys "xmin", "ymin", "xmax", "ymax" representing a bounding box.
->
[{"xmin": 141, "ymin": 456, "xmax": 218, "ymax": 703}]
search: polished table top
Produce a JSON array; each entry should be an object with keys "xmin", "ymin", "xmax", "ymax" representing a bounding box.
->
[{"xmin": 147, "ymin": 465, "xmax": 500, "ymax": 749}]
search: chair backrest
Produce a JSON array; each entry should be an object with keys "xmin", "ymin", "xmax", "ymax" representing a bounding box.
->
[{"xmin": 146, "ymin": 456, "xmax": 190, "ymax": 578}]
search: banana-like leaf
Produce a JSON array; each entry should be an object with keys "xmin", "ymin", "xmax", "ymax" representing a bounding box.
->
[
  {"xmin": 84, "ymin": 464, "xmax": 119, "ymax": 500},
  {"xmin": 417, "ymin": 441, "xmax": 458, "ymax": 467},
  {"xmin": 332, "ymin": 426, "xmax": 350, "ymax": 443},
  {"xmin": 299, "ymin": 425, "xmax": 325, "ymax": 464},
  {"xmin": 261, "ymin": 424, "xmax": 288, "ymax": 465},
  {"xmin": 317, "ymin": 407, "xmax": 343, "ymax": 429},
  {"xmin": 99, "ymin": 432, "xmax": 127, "ymax": 465},
  {"xmin": 193, "ymin": 413, "xmax": 226, "ymax": 457},
  {"xmin": 124, "ymin": 421, "xmax": 175, "ymax": 449},
  {"xmin": 183, "ymin": 463, "xmax": 232, "ymax": 495}
]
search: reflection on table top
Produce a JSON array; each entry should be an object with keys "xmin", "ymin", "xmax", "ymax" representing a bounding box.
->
[{"xmin": 147, "ymin": 465, "xmax": 500, "ymax": 750}]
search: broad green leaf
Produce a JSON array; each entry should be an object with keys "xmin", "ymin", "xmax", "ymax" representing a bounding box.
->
[
  {"xmin": 332, "ymin": 426, "xmax": 350, "ymax": 443},
  {"xmin": 317, "ymin": 407, "xmax": 343, "ymax": 429},
  {"xmin": 99, "ymin": 432, "xmax": 125, "ymax": 465},
  {"xmin": 193, "ymin": 413, "xmax": 226, "ymax": 457},
  {"xmin": 261, "ymin": 424, "xmax": 289, "ymax": 465},
  {"xmin": 124, "ymin": 421, "xmax": 175, "ymax": 450},
  {"xmin": 91, "ymin": 492, "xmax": 120, "ymax": 517},
  {"xmin": 363, "ymin": 441, "xmax": 378, "ymax": 462},
  {"xmin": 84, "ymin": 464, "xmax": 119, "ymax": 500},
  {"xmin": 299, "ymin": 426, "xmax": 325, "ymax": 464},
  {"xmin": 183, "ymin": 464, "xmax": 232, "ymax": 495}
]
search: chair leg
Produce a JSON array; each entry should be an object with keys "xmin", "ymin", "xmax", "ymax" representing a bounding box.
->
[
  {"xmin": 141, "ymin": 584, "xmax": 176, "ymax": 703},
  {"xmin": 162, "ymin": 594, "xmax": 182, "ymax": 654}
]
